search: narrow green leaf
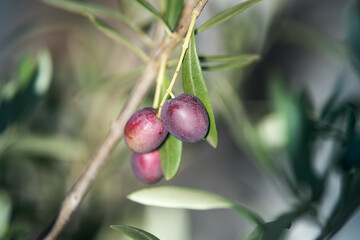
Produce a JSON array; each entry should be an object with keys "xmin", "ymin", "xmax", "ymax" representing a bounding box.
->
[
  {"xmin": 201, "ymin": 54, "xmax": 260, "ymax": 71},
  {"xmin": 41, "ymin": 0, "xmax": 130, "ymax": 22},
  {"xmin": 182, "ymin": 31, "xmax": 218, "ymax": 148},
  {"xmin": 203, "ymin": 59, "xmax": 259, "ymax": 70},
  {"xmin": 231, "ymin": 203, "xmax": 264, "ymax": 226},
  {"xmin": 196, "ymin": 0, "xmax": 261, "ymax": 33},
  {"xmin": 134, "ymin": 0, "xmax": 170, "ymax": 31},
  {"xmin": 159, "ymin": 134, "xmax": 182, "ymax": 180},
  {"xmin": 344, "ymin": 104, "xmax": 357, "ymax": 141},
  {"xmin": 128, "ymin": 186, "xmax": 263, "ymax": 225},
  {"xmin": 199, "ymin": 54, "xmax": 260, "ymax": 63},
  {"xmin": 317, "ymin": 174, "xmax": 360, "ymax": 239},
  {"xmin": 84, "ymin": 12, "xmax": 149, "ymax": 62},
  {"xmin": 0, "ymin": 191, "xmax": 11, "ymax": 239},
  {"xmin": 17, "ymin": 54, "xmax": 37, "ymax": 88},
  {"xmin": 0, "ymin": 50, "xmax": 52, "ymax": 134},
  {"xmin": 110, "ymin": 225, "xmax": 160, "ymax": 240},
  {"xmin": 128, "ymin": 186, "xmax": 232, "ymax": 210},
  {"xmin": 346, "ymin": 0, "xmax": 360, "ymax": 72},
  {"xmin": 34, "ymin": 49, "xmax": 53, "ymax": 95},
  {"xmin": 165, "ymin": 0, "xmax": 184, "ymax": 31},
  {"xmin": 246, "ymin": 226, "xmax": 262, "ymax": 240},
  {"xmin": 270, "ymin": 78, "xmax": 323, "ymax": 201},
  {"xmin": 40, "ymin": 0, "xmax": 152, "ymax": 46},
  {"xmin": 3, "ymin": 134, "xmax": 87, "ymax": 161},
  {"xmin": 320, "ymin": 77, "xmax": 344, "ymax": 121}
]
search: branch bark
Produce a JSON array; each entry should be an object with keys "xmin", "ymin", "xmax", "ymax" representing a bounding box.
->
[{"xmin": 39, "ymin": 0, "xmax": 208, "ymax": 239}]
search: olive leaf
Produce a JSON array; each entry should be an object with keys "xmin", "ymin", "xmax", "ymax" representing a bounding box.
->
[
  {"xmin": 346, "ymin": 0, "xmax": 360, "ymax": 72},
  {"xmin": 165, "ymin": 0, "xmax": 184, "ymax": 31},
  {"xmin": 246, "ymin": 226, "xmax": 262, "ymax": 240},
  {"xmin": 3, "ymin": 134, "xmax": 87, "ymax": 161},
  {"xmin": 200, "ymin": 54, "xmax": 260, "ymax": 71},
  {"xmin": 269, "ymin": 79, "xmax": 323, "ymax": 201},
  {"xmin": 134, "ymin": 0, "xmax": 170, "ymax": 31},
  {"xmin": 110, "ymin": 225, "xmax": 160, "ymax": 240},
  {"xmin": 159, "ymin": 134, "xmax": 182, "ymax": 180},
  {"xmin": 0, "ymin": 49, "xmax": 53, "ymax": 134},
  {"xmin": 196, "ymin": 0, "xmax": 261, "ymax": 33},
  {"xmin": 128, "ymin": 185, "xmax": 231, "ymax": 210},
  {"xmin": 0, "ymin": 191, "xmax": 11, "ymax": 239},
  {"xmin": 182, "ymin": 31, "xmax": 218, "ymax": 148},
  {"xmin": 84, "ymin": 12, "xmax": 149, "ymax": 62},
  {"xmin": 40, "ymin": 0, "xmax": 151, "ymax": 46},
  {"xmin": 128, "ymin": 186, "xmax": 263, "ymax": 225}
]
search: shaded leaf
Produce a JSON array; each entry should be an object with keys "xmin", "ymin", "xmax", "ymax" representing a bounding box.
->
[
  {"xmin": 199, "ymin": 54, "xmax": 260, "ymax": 63},
  {"xmin": 40, "ymin": 0, "xmax": 151, "ymax": 46},
  {"xmin": 346, "ymin": 0, "xmax": 360, "ymax": 72},
  {"xmin": 0, "ymin": 191, "xmax": 11, "ymax": 239},
  {"xmin": 317, "ymin": 174, "xmax": 360, "ymax": 239},
  {"xmin": 319, "ymin": 76, "xmax": 344, "ymax": 121},
  {"xmin": 182, "ymin": 31, "xmax": 218, "ymax": 148},
  {"xmin": 134, "ymin": 0, "xmax": 170, "ymax": 30},
  {"xmin": 110, "ymin": 225, "xmax": 160, "ymax": 240},
  {"xmin": 17, "ymin": 54, "xmax": 37, "ymax": 89},
  {"xmin": 84, "ymin": 12, "xmax": 149, "ymax": 62},
  {"xmin": 159, "ymin": 134, "xmax": 182, "ymax": 180},
  {"xmin": 246, "ymin": 226, "xmax": 262, "ymax": 240},
  {"xmin": 165, "ymin": 0, "xmax": 184, "ymax": 31},
  {"xmin": 0, "ymin": 50, "xmax": 53, "ymax": 134},
  {"xmin": 261, "ymin": 212, "xmax": 299, "ymax": 240},
  {"xmin": 269, "ymin": 78, "xmax": 323, "ymax": 201},
  {"xmin": 3, "ymin": 134, "xmax": 87, "ymax": 161},
  {"xmin": 339, "ymin": 136, "xmax": 360, "ymax": 171},
  {"xmin": 196, "ymin": 0, "xmax": 261, "ymax": 33},
  {"xmin": 201, "ymin": 54, "xmax": 260, "ymax": 71},
  {"xmin": 344, "ymin": 104, "xmax": 357, "ymax": 142}
]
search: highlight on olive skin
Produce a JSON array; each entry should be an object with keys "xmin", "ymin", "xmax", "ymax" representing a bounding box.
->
[
  {"xmin": 124, "ymin": 107, "xmax": 168, "ymax": 153},
  {"xmin": 161, "ymin": 93, "xmax": 209, "ymax": 143},
  {"xmin": 131, "ymin": 149, "xmax": 163, "ymax": 184}
]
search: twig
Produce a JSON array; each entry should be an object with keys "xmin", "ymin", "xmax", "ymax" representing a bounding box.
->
[
  {"xmin": 157, "ymin": 12, "xmax": 199, "ymax": 118},
  {"xmin": 39, "ymin": 0, "xmax": 208, "ymax": 239}
]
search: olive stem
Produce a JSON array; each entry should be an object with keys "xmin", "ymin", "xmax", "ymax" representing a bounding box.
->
[
  {"xmin": 157, "ymin": 12, "xmax": 199, "ymax": 118},
  {"xmin": 153, "ymin": 55, "xmax": 168, "ymax": 109}
]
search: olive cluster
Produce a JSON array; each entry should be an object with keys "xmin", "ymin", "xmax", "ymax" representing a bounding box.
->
[{"xmin": 124, "ymin": 93, "xmax": 209, "ymax": 183}]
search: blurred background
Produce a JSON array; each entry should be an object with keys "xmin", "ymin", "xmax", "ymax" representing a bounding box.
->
[{"xmin": 1, "ymin": 0, "xmax": 359, "ymax": 239}]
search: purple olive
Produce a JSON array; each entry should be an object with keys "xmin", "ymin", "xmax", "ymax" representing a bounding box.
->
[
  {"xmin": 124, "ymin": 107, "xmax": 167, "ymax": 153},
  {"xmin": 131, "ymin": 149, "xmax": 163, "ymax": 184},
  {"xmin": 161, "ymin": 93, "xmax": 209, "ymax": 142}
]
